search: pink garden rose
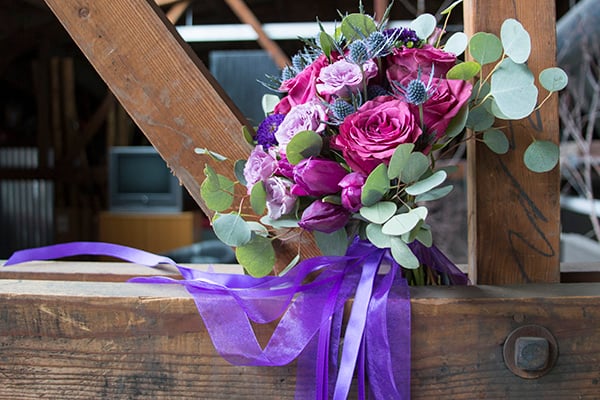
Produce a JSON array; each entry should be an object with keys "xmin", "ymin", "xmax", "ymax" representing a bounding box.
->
[
  {"xmin": 274, "ymin": 54, "xmax": 331, "ymax": 114},
  {"xmin": 274, "ymin": 101, "xmax": 328, "ymax": 152},
  {"xmin": 264, "ymin": 176, "xmax": 297, "ymax": 220},
  {"xmin": 417, "ymin": 78, "xmax": 472, "ymax": 140},
  {"xmin": 386, "ymin": 44, "xmax": 456, "ymax": 85},
  {"xmin": 316, "ymin": 59, "xmax": 378, "ymax": 97},
  {"xmin": 332, "ymin": 96, "xmax": 422, "ymax": 174},
  {"xmin": 243, "ymin": 145, "xmax": 278, "ymax": 193}
]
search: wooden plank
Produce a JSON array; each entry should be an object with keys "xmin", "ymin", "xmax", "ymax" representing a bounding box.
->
[
  {"xmin": 0, "ymin": 276, "xmax": 599, "ymax": 399},
  {"xmin": 42, "ymin": 0, "xmax": 321, "ymax": 264},
  {"xmin": 464, "ymin": 0, "xmax": 561, "ymax": 284}
]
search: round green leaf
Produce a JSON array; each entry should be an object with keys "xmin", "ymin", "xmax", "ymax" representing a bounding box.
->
[
  {"xmin": 359, "ymin": 201, "xmax": 398, "ymax": 224},
  {"xmin": 246, "ymin": 221, "xmax": 269, "ymax": 237},
  {"xmin": 400, "ymin": 152, "xmax": 430, "ymax": 184},
  {"xmin": 260, "ymin": 215, "xmax": 299, "ymax": 229},
  {"xmin": 250, "ymin": 181, "xmax": 266, "ymax": 215},
  {"xmin": 381, "ymin": 206, "xmax": 428, "ymax": 236},
  {"xmin": 468, "ymin": 32, "xmax": 502, "ymax": 65},
  {"xmin": 444, "ymin": 32, "xmax": 468, "ymax": 56},
  {"xmin": 415, "ymin": 184, "xmax": 454, "ymax": 202},
  {"xmin": 319, "ymin": 31, "xmax": 337, "ymax": 58},
  {"xmin": 341, "ymin": 13, "xmax": 377, "ymax": 42},
  {"xmin": 490, "ymin": 59, "xmax": 538, "ymax": 120},
  {"xmin": 415, "ymin": 226, "xmax": 433, "ymax": 247},
  {"xmin": 446, "ymin": 61, "xmax": 481, "ymax": 80},
  {"xmin": 445, "ymin": 105, "xmax": 468, "ymax": 139},
  {"xmin": 466, "ymin": 103, "xmax": 495, "ymax": 131},
  {"xmin": 286, "ymin": 130, "xmax": 323, "ymax": 165},
  {"xmin": 361, "ymin": 164, "xmax": 390, "ymax": 207},
  {"xmin": 523, "ymin": 140, "xmax": 560, "ymax": 173},
  {"xmin": 387, "ymin": 143, "xmax": 415, "ymax": 180},
  {"xmin": 262, "ymin": 94, "xmax": 280, "ymax": 115},
  {"xmin": 410, "ymin": 13, "xmax": 437, "ymax": 40},
  {"xmin": 213, "ymin": 213, "xmax": 252, "ymax": 247},
  {"xmin": 501, "ymin": 18, "xmax": 531, "ymax": 64},
  {"xmin": 405, "ymin": 170, "xmax": 447, "ymax": 196},
  {"xmin": 314, "ymin": 228, "xmax": 348, "ymax": 256},
  {"xmin": 390, "ymin": 237, "xmax": 420, "ymax": 269},
  {"xmin": 234, "ymin": 159, "xmax": 247, "ymax": 185},
  {"xmin": 236, "ymin": 235, "xmax": 275, "ymax": 277},
  {"xmin": 200, "ymin": 166, "xmax": 234, "ymax": 212},
  {"xmin": 539, "ymin": 67, "xmax": 568, "ymax": 92},
  {"xmin": 366, "ymin": 223, "xmax": 392, "ymax": 249},
  {"xmin": 483, "ymin": 129, "xmax": 510, "ymax": 154}
]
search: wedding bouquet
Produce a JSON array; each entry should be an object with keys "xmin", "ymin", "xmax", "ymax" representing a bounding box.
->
[{"xmin": 198, "ymin": 1, "xmax": 566, "ymax": 279}]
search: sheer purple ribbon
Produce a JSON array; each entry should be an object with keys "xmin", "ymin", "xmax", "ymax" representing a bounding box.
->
[{"xmin": 5, "ymin": 239, "xmax": 467, "ymax": 399}]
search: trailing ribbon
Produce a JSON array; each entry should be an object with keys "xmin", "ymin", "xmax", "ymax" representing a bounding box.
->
[{"xmin": 4, "ymin": 239, "xmax": 467, "ymax": 399}]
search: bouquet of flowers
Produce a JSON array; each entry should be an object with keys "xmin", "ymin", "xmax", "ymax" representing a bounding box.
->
[{"xmin": 198, "ymin": 1, "xmax": 566, "ymax": 279}]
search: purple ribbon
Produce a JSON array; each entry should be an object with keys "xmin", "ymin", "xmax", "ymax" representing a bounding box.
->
[{"xmin": 4, "ymin": 239, "xmax": 467, "ymax": 398}]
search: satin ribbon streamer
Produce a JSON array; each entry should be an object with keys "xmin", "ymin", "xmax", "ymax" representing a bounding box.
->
[{"xmin": 4, "ymin": 239, "xmax": 466, "ymax": 399}]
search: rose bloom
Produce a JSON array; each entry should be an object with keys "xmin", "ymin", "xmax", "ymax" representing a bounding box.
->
[
  {"xmin": 264, "ymin": 176, "xmax": 297, "ymax": 220},
  {"xmin": 316, "ymin": 59, "xmax": 378, "ymax": 97},
  {"xmin": 243, "ymin": 145, "xmax": 278, "ymax": 193},
  {"xmin": 332, "ymin": 96, "xmax": 422, "ymax": 174},
  {"xmin": 274, "ymin": 101, "xmax": 328, "ymax": 153},
  {"xmin": 417, "ymin": 78, "xmax": 472, "ymax": 140},
  {"xmin": 274, "ymin": 54, "xmax": 331, "ymax": 114},
  {"xmin": 386, "ymin": 44, "xmax": 457, "ymax": 85}
]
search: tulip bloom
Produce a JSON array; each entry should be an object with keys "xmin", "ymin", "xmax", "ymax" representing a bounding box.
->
[
  {"xmin": 291, "ymin": 158, "xmax": 348, "ymax": 197},
  {"xmin": 298, "ymin": 201, "xmax": 350, "ymax": 233}
]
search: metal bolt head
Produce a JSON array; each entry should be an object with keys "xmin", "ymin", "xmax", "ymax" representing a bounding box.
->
[{"xmin": 515, "ymin": 336, "xmax": 550, "ymax": 371}]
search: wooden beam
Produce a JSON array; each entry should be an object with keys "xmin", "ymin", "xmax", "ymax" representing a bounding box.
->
[
  {"xmin": 0, "ymin": 269, "xmax": 599, "ymax": 399},
  {"xmin": 464, "ymin": 0, "xmax": 561, "ymax": 284}
]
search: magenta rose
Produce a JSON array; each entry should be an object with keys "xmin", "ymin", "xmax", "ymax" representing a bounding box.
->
[
  {"xmin": 298, "ymin": 201, "xmax": 351, "ymax": 233},
  {"xmin": 417, "ymin": 78, "xmax": 472, "ymax": 140},
  {"xmin": 274, "ymin": 54, "xmax": 331, "ymax": 114},
  {"xmin": 332, "ymin": 96, "xmax": 422, "ymax": 174},
  {"xmin": 386, "ymin": 44, "xmax": 457, "ymax": 85}
]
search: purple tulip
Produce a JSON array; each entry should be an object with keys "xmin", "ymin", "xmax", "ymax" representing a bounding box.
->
[
  {"xmin": 298, "ymin": 201, "xmax": 350, "ymax": 233},
  {"xmin": 291, "ymin": 158, "xmax": 348, "ymax": 197},
  {"xmin": 339, "ymin": 172, "xmax": 366, "ymax": 212}
]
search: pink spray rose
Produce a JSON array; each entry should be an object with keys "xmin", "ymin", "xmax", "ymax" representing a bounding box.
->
[
  {"xmin": 417, "ymin": 78, "xmax": 472, "ymax": 140},
  {"xmin": 298, "ymin": 201, "xmax": 351, "ymax": 233},
  {"xmin": 339, "ymin": 172, "xmax": 366, "ymax": 212},
  {"xmin": 274, "ymin": 101, "xmax": 328, "ymax": 152},
  {"xmin": 291, "ymin": 158, "xmax": 348, "ymax": 197},
  {"xmin": 316, "ymin": 59, "xmax": 378, "ymax": 97},
  {"xmin": 332, "ymin": 96, "xmax": 422, "ymax": 175},
  {"xmin": 264, "ymin": 176, "xmax": 297, "ymax": 220},
  {"xmin": 386, "ymin": 44, "xmax": 457, "ymax": 85},
  {"xmin": 243, "ymin": 145, "xmax": 278, "ymax": 193}
]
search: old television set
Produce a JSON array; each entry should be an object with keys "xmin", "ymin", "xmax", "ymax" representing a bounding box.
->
[{"xmin": 108, "ymin": 146, "xmax": 182, "ymax": 213}]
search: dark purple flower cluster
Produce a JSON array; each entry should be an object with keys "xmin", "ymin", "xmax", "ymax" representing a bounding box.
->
[
  {"xmin": 384, "ymin": 27, "xmax": 422, "ymax": 48},
  {"xmin": 255, "ymin": 113, "xmax": 284, "ymax": 148}
]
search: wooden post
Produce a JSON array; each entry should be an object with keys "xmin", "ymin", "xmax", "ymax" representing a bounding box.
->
[{"xmin": 464, "ymin": 0, "xmax": 561, "ymax": 285}]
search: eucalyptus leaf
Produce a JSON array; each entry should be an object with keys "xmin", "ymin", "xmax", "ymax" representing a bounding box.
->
[
  {"xmin": 365, "ymin": 223, "xmax": 392, "ymax": 249},
  {"xmin": 242, "ymin": 126, "xmax": 255, "ymax": 145},
  {"xmin": 523, "ymin": 140, "xmax": 560, "ymax": 173},
  {"xmin": 415, "ymin": 226, "xmax": 433, "ymax": 247},
  {"xmin": 444, "ymin": 32, "xmax": 468, "ymax": 56},
  {"xmin": 500, "ymin": 18, "xmax": 531, "ymax": 64},
  {"xmin": 361, "ymin": 163, "xmax": 390, "ymax": 207},
  {"xmin": 262, "ymin": 94, "xmax": 280, "ymax": 115},
  {"xmin": 200, "ymin": 166, "xmax": 234, "ymax": 212},
  {"xmin": 388, "ymin": 143, "xmax": 415, "ymax": 179},
  {"xmin": 381, "ymin": 206, "xmax": 428, "ymax": 236},
  {"xmin": 490, "ymin": 59, "xmax": 538, "ymax": 120},
  {"xmin": 447, "ymin": 61, "xmax": 481, "ymax": 80},
  {"xmin": 260, "ymin": 215, "xmax": 300, "ymax": 228},
  {"xmin": 246, "ymin": 221, "xmax": 269, "ymax": 237},
  {"xmin": 234, "ymin": 159, "xmax": 247, "ymax": 185},
  {"xmin": 539, "ymin": 67, "xmax": 568, "ymax": 92},
  {"xmin": 341, "ymin": 13, "xmax": 377, "ymax": 41},
  {"xmin": 466, "ymin": 103, "xmax": 495, "ymax": 131},
  {"xmin": 213, "ymin": 213, "xmax": 252, "ymax": 247},
  {"xmin": 490, "ymin": 98, "xmax": 511, "ymax": 120},
  {"xmin": 278, "ymin": 253, "xmax": 301, "ymax": 276},
  {"xmin": 468, "ymin": 32, "xmax": 502, "ymax": 65},
  {"xmin": 359, "ymin": 201, "xmax": 397, "ymax": 224},
  {"xmin": 445, "ymin": 105, "xmax": 468, "ymax": 139},
  {"xmin": 286, "ymin": 130, "xmax": 323, "ymax": 165},
  {"xmin": 390, "ymin": 237, "xmax": 420, "ymax": 269},
  {"xmin": 483, "ymin": 129, "xmax": 510, "ymax": 154},
  {"xmin": 400, "ymin": 152, "xmax": 430, "ymax": 184},
  {"xmin": 415, "ymin": 184, "xmax": 454, "ymax": 202},
  {"xmin": 410, "ymin": 13, "xmax": 437, "ymax": 40},
  {"xmin": 194, "ymin": 147, "xmax": 228, "ymax": 161},
  {"xmin": 441, "ymin": 0, "xmax": 464, "ymax": 15},
  {"xmin": 405, "ymin": 170, "xmax": 447, "ymax": 196},
  {"xmin": 250, "ymin": 181, "xmax": 267, "ymax": 215},
  {"xmin": 315, "ymin": 228, "xmax": 349, "ymax": 256},
  {"xmin": 236, "ymin": 235, "xmax": 275, "ymax": 277}
]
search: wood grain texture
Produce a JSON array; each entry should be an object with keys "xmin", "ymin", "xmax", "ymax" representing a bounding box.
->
[
  {"xmin": 0, "ymin": 271, "xmax": 600, "ymax": 399},
  {"xmin": 41, "ymin": 0, "xmax": 321, "ymax": 265},
  {"xmin": 464, "ymin": 0, "xmax": 561, "ymax": 284}
]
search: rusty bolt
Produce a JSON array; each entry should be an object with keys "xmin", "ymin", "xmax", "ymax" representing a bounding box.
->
[{"xmin": 514, "ymin": 336, "xmax": 550, "ymax": 371}]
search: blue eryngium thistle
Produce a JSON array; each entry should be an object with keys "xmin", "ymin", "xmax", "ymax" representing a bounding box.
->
[
  {"xmin": 393, "ymin": 66, "xmax": 436, "ymax": 105},
  {"xmin": 366, "ymin": 30, "xmax": 399, "ymax": 58},
  {"xmin": 330, "ymin": 98, "xmax": 356, "ymax": 122},
  {"xmin": 347, "ymin": 40, "xmax": 370, "ymax": 65}
]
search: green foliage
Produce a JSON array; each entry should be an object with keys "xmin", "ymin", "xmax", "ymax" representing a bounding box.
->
[
  {"xmin": 483, "ymin": 129, "xmax": 510, "ymax": 154},
  {"xmin": 466, "ymin": 103, "xmax": 495, "ymax": 131},
  {"xmin": 539, "ymin": 68, "xmax": 568, "ymax": 92},
  {"xmin": 285, "ymin": 130, "xmax": 323, "ymax": 165},
  {"xmin": 381, "ymin": 206, "xmax": 428, "ymax": 236},
  {"xmin": 200, "ymin": 165, "xmax": 234, "ymax": 212},
  {"xmin": 319, "ymin": 31, "xmax": 337, "ymax": 59},
  {"xmin": 341, "ymin": 13, "xmax": 377, "ymax": 41},
  {"xmin": 360, "ymin": 201, "xmax": 397, "ymax": 224},
  {"xmin": 387, "ymin": 143, "xmax": 415, "ymax": 180},
  {"xmin": 234, "ymin": 159, "xmax": 247, "ymax": 185},
  {"xmin": 469, "ymin": 32, "xmax": 502, "ymax": 65},
  {"xmin": 236, "ymin": 235, "xmax": 275, "ymax": 277},
  {"xmin": 400, "ymin": 152, "xmax": 429, "ymax": 184},
  {"xmin": 194, "ymin": 148, "xmax": 228, "ymax": 161},
  {"xmin": 490, "ymin": 59, "xmax": 538, "ymax": 119},
  {"xmin": 361, "ymin": 164, "xmax": 390, "ymax": 206},
  {"xmin": 365, "ymin": 223, "xmax": 392, "ymax": 249},
  {"xmin": 444, "ymin": 106, "xmax": 469, "ymax": 139},
  {"xmin": 441, "ymin": 0, "xmax": 464, "ymax": 15},
  {"xmin": 447, "ymin": 61, "xmax": 481, "ymax": 80},
  {"xmin": 523, "ymin": 140, "xmax": 560, "ymax": 173},
  {"xmin": 250, "ymin": 181, "xmax": 266, "ymax": 215},
  {"xmin": 390, "ymin": 237, "xmax": 420, "ymax": 269},
  {"xmin": 261, "ymin": 94, "xmax": 280, "ymax": 116},
  {"xmin": 405, "ymin": 170, "xmax": 447, "ymax": 196},
  {"xmin": 415, "ymin": 185, "xmax": 454, "ymax": 202},
  {"xmin": 212, "ymin": 213, "xmax": 252, "ymax": 247},
  {"xmin": 500, "ymin": 18, "xmax": 531, "ymax": 64},
  {"xmin": 410, "ymin": 13, "xmax": 436, "ymax": 40},
  {"xmin": 315, "ymin": 229, "xmax": 349, "ymax": 256},
  {"xmin": 443, "ymin": 32, "xmax": 468, "ymax": 56}
]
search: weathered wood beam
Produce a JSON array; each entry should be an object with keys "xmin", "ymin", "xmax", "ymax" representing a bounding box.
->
[
  {"xmin": 0, "ymin": 272, "xmax": 599, "ymax": 399},
  {"xmin": 464, "ymin": 0, "xmax": 561, "ymax": 284}
]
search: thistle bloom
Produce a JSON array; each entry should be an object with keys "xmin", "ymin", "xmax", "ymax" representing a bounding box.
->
[
  {"xmin": 298, "ymin": 201, "xmax": 351, "ymax": 233},
  {"xmin": 291, "ymin": 158, "xmax": 348, "ymax": 197}
]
